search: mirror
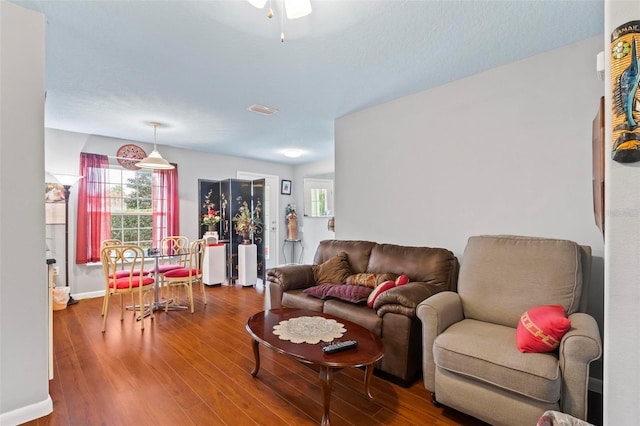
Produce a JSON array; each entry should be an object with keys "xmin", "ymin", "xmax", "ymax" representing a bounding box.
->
[{"xmin": 303, "ymin": 177, "xmax": 334, "ymax": 217}]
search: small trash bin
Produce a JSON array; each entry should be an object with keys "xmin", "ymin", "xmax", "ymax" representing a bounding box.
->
[{"xmin": 52, "ymin": 286, "xmax": 70, "ymax": 310}]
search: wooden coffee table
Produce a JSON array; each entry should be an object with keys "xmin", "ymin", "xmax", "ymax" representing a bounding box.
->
[{"xmin": 246, "ymin": 308, "xmax": 384, "ymax": 426}]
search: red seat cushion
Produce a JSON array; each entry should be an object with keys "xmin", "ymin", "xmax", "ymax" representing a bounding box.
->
[
  {"xmin": 150, "ymin": 264, "xmax": 184, "ymax": 273},
  {"xmin": 109, "ymin": 276, "xmax": 154, "ymax": 289},
  {"xmin": 163, "ymin": 268, "xmax": 201, "ymax": 278},
  {"xmin": 108, "ymin": 269, "xmax": 149, "ymax": 279}
]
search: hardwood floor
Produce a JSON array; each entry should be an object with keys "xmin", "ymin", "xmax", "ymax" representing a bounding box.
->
[{"xmin": 24, "ymin": 284, "xmax": 491, "ymax": 426}]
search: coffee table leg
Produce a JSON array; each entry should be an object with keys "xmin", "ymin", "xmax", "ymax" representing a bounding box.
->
[
  {"xmin": 250, "ymin": 339, "xmax": 260, "ymax": 377},
  {"xmin": 319, "ymin": 367, "xmax": 334, "ymax": 426},
  {"xmin": 364, "ymin": 363, "xmax": 375, "ymax": 399}
]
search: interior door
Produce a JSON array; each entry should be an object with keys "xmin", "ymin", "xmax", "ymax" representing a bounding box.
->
[{"xmin": 237, "ymin": 172, "xmax": 280, "ymax": 270}]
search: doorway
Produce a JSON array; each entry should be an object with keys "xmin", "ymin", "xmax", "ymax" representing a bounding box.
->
[{"xmin": 237, "ymin": 171, "xmax": 280, "ymax": 269}]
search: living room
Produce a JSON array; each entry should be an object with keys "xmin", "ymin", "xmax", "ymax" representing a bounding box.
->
[{"xmin": 2, "ymin": 1, "xmax": 639, "ymax": 425}]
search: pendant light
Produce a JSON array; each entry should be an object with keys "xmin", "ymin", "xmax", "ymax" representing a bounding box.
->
[{"xmin": 136, "ymin": 122, "xmax": 175, "ymax": 170}]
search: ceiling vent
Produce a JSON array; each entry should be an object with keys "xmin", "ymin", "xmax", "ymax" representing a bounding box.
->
[{"xmin": 248, "ymin": 104, "xmax": 279, "ymax": 116}]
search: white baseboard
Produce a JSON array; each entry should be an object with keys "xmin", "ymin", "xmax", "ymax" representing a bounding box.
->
[
  {"xmin": 589, "ymin": 377, "xmax": 603, "ymax": 394},
  {"xmin": 72, "ymin": 290, "xmax": 104, "ymax": 300},
  {"xmin": 0, "ymin": 395, "xmax": 52, "ymax": 426}
]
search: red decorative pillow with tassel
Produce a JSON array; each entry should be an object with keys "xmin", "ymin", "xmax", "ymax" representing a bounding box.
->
[{"xmin": 516, "ymin": 305, "xmax": 571, "ymax": 353}]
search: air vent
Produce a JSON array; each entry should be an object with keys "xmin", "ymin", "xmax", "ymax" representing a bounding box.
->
[{"xmin": 248, "ymin": 104, "xmax": 279, "ymax": 116}]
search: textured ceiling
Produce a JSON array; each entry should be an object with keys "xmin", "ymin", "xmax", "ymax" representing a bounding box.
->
[{"xmin": 12, "ymin": 0, "xmax": 603, "ymax": 165}]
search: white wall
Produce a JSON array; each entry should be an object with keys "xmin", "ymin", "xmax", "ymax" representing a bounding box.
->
[
  {"xmin": 0, "ymin": 2, "xmax": 52, "ymax": 424},
  {"xmin": 336, "ymin": 36, "xmax": 605, "ymax": 379},
  {"xmin": 44, "ymin": 128, "xmax": 295, "ymax": 296},
  {"xmin": 603, "ymin": 2, "xmax": 640, "ymax": 424}
]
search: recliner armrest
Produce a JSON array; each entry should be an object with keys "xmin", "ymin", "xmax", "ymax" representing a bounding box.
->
[
  {"xmin": 559, "ymin": 313, "xmax": 602, "ymax": 420},
  {"xmin": 416, "ymin": 291, "xmax": 464, "ymax": 391},
  {"xmin": 374, "ymin": 282, "xmax": 441, "ymax": 317}
]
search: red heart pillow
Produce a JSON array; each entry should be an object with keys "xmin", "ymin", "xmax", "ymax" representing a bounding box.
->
[
  {"xmin": 516, "ymin": 305, "xmax": 571, "ymax": 353},
  {"xmin": 367, "ymin": 280, "xmax": 395, "ymax": 308}
]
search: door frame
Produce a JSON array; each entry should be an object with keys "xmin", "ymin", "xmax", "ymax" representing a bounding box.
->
[{"xmin": 237, "ymin": 171, "xmax": 280, "ymax": 268}]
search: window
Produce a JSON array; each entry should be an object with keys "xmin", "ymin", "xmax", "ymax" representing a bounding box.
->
[
  {"xmin": 303, "ymin": 178, "xmax": 333, "ymax": 217},
  {"xmin": 107, "ymin": 167, "xmax": 153, "ymax": 249},
  {"xmin": 310, "ymin": 188, "xmax": 328, "ymax": 217},
  {"xmin": 76, "ymin": 152, "xmax": 179, "ymax": 264}
]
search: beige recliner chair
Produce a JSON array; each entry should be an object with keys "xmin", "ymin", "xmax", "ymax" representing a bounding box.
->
[{"xmin": 417, "ymin": 235, "xmax": 602, "ymax": 426}]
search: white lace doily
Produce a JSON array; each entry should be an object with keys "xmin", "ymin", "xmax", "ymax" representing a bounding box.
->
[{"xmin": 272, "ymin": 316, "xmax": 346, "ymax": 344}]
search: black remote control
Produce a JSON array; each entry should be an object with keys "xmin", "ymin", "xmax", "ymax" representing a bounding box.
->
[{"xmin": 322, "ymin": 340, "xmax": 358, "ymax": 354}]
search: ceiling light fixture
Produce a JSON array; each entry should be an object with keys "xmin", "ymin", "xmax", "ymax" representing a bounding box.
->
[
  {"xmin": 249, "ymin": 0, "xmax": 312, "ymax": 42},
  {"xmin": 283, "ymin": 149, "xmax": 303, "ymax": 158},
  {"xmin": 136, "ymin": 122, "xmax": 175, "ymax": 170}
]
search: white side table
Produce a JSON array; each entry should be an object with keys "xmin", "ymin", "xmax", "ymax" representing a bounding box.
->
[
  {"xmin": 237, "ymin": 244, "xmax": 257, "ymax": 287},
  {"xmin": 203, "ymin": 243, "xmax": 227, "ymax": 285}
]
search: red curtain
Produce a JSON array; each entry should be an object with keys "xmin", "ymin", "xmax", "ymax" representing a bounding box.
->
[
  {"xmin": 76, "ymin": 153, "xmax": 110, "ymax": 264},
  {"xmin": 152, "ymin": 164, "xmax": 179, "ymax": 248}
]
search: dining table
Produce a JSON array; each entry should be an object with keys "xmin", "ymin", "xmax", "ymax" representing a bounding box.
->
[{"xmin": 127, "ymin": 249, "xmax": 190, "ymax": 320}]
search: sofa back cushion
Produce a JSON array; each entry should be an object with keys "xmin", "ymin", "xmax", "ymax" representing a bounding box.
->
[
  {"xmin": 367, "ymin": 243, "xmax": 458, "ymax": 293},
  {"xmin": 458, "ymin": 235, "xmax": 585, "ymax": 328},
  {"xmin": 314, "ymin": 240, "xmax": 376, "ymax": 273}
]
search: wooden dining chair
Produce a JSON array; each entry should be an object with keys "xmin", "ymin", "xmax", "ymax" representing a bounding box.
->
[
  {"xmin": 155, "ymin": 236, "xmax": 189, "ymax": 274},
  {"xmin": 163, "ymin": 239, "xmax": 206, "ymax": 313},
  {"xmin": 100, "ymin": 244, "xmax": 156, "ymax": 332}
]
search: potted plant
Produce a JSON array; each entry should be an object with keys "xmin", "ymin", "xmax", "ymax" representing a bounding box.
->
[
  {"xmin": 202, "ymin": 189, "xmax": 221, "ymax": 233},
  {"xmin": 233, "ymin": 198, "xmax": 262, "ymax": 244}
]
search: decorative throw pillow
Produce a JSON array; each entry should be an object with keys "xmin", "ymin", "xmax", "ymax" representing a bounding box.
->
[
  {"xmin": 516, "ymin": 305, "xmax": 571, "ymax": 353},
  {"xmin": 304, "ymin": 284, "xmax": 373, "ymax": 304},
  {"xmin": 346, "ymin": 272, "xmax": 399, "ymax": 288},
  {"xmin": 312, "ymin": 252, "xmax": 353, "ymax": 285},
  {"xmin": 395, "ymin": 274, "xmax": 410, "ymax": 286},
  {"xmin": 367, "ymin": 280, "xmax": 396, "ymax": 308}
]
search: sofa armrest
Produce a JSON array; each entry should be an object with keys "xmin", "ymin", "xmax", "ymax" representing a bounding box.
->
[
  {"xmin": 559, "ymin": 313, "xmax": 602, "ymax": 420},
  {"xmin": 267, "ymin": 265, "xmax": 316, "ymax": 291},
  {"xmin": 416, "ymin": 291, "xmax": 464, "ymax": 391},
  {"xmin": 266, "ymin": 265, "xmax": 316, "ymax": 310},
  {"xmin": 373, "ymin": 282, "xmax": 441, "ymax": 317}
]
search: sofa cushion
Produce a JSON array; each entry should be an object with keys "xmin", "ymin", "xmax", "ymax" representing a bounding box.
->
[
  {"xmin": 304, "ymin": 284, "xmax": 372, "ymax": 304},
  {"xmin": 312, "ymin": 252, "xmax": 353, "ymax": 285},
  {"xmin": 281, "ymin": 289, "xmax": 325, "ymax": 311},
  {"xmin": 457, "ymin": 235, "xmax": 583, "ymax": 328},
  {"xmin": 314, "ymin": 240, "xmax": 376, "ymax": 273},
  {"xmin": 517, "ymin": 305, "xmax": 571, "ymax": 353},
  {"xmin": 346, "ymin": 272, "xmax": 398, "ymax": 288},
  {"xmin": 367, "ymin": 243, "xmax": 458, "ymax": 292},
  {"xmin": 434, "ymin": 319, "xmax": 561, "ymax": 402},
  {"xmin": 323, "ymin": 300, "xmax": 383, "ymax": 335}
]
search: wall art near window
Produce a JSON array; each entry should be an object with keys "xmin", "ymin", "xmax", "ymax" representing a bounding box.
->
[
  {"xmin": 611, "ymin": 20, "xmax": 640, "ymax": 163},
  {"xmin": 116, "ymin": 144, "xmax": 147, "ymax": 170},
  {"xmin": 45, "ymin": 182, "xmax": 65, "ymax": 224}
]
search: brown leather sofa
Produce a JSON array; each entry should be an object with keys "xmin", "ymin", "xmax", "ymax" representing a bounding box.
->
[{"xmin": 266, "ymin": 239, "xmax": 458, "ymax": 385}]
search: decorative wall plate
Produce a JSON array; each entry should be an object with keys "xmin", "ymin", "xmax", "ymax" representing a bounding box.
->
[{"xmin": 116, "ymin": 144, "xmax": 147, "ymax": 170}]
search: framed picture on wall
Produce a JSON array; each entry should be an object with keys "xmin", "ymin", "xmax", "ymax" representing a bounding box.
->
[{"xmin": 281, "ymin": 179, "xmax": 292, "ymax": 195}]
